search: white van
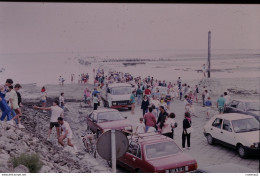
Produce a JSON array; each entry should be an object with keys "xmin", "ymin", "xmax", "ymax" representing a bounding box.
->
[{"xmin": 101, "ymin": 83, "xmax": 132, "ymax": 110}]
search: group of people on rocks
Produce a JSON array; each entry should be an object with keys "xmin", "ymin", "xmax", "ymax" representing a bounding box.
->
[
  {"xmin": 34, "ymin": 87, "xmax": 78, "ymax": 153},
  {"xmin": 0, "ymin": 79, "xmax": 24, "ymax": 128}
]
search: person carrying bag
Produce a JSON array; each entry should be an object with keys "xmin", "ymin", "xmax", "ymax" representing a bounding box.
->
[{"xmin": 182, "ymin": 112, "xmax": 192, "ymax": 150}]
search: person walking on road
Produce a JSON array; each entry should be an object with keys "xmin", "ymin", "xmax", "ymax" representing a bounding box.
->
[
  {"xmin": 141, "ymin": 95, "xmax": 149, "ymax": 116},
  {"xmin": 182, "ymin": 112, "xmax": 192, "ymax": 150},
  {"xmin": 130, "ymin": 90, "xmax": 136, "ymax": 114},
  {"xmin": 217, "ymin": 94, "xmax": 226, "ymax": 114}
]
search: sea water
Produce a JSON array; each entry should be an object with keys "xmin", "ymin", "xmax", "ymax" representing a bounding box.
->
[{"xmin": 0, "ymin": 49, "xmax": 259, "ymax": 86}]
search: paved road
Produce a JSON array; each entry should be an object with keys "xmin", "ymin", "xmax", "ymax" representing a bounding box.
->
[{"xmin": 116, "ymin": 98, "xmax": 259, "ymax": 172}]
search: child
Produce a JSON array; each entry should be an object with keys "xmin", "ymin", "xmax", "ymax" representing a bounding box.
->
[
  {"xmin": 135, "ymin": 117, "xmax": 145, "ymax": 134},
  {"xmin": 205, "ymin": 97, "xmax": 212, "ymax": 119}
]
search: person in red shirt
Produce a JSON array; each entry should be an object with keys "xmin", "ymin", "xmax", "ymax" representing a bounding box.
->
[
  {"xmin": 144, "ymin": 85, "xmax": 151, "ymax": 100},
  {"xmin": 144, "ymin": 107, "xmax": 157, "ymax": 132}
]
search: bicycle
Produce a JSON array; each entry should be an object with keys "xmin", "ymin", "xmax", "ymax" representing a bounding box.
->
[{"xmin": 81, "ymin": 130, "xmax": 97, "ymax": 158}]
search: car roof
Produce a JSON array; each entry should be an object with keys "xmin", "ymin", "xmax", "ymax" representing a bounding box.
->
[
  {"xmin": 129, "ymin": 132, "xmax": 173, "ymax": 145},
  {"xmin": 108, "ymin": 83, "xmax": 132, "ymax": 88},
  {"xmin": 231, "ymin": 99, "xmax": 259, "ymax": 103},
  {"xmin": 92, "ymin": 108, "xmax": 119, "ymax": 113},
  {"xmin": 213, "ymin": 113, "xmax": 255, "ymax": 120}
]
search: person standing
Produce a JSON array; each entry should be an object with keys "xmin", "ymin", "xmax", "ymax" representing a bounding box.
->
[
  {"xmin": 217, "ymin": 94, "xmax": 226, "ymax": 114},
  {"xmin": 136, "ymin": 86, "xmax": 143, "ymax": 105},
  {"xmin": 177, "ymin": 77, "xmax": 182, "ymax": 90},
  {"xmin": 202, "ymin": 64, "xmax": 206, "ymax": 78},
  {"xmin": 202, "ymin": 86, "xmax": 206, "ymax": 107},
  {"xmin": 130, "ymin": 90, "xmax": 136, "ymax": 114},
  {"xmin": 59, "ymin": 76, "xmax": 62, "ymax": 85},
  {"xmin": 157, "ymin": 106, "xmax": 168, "ymax": 126},
  {"xmin": 33, "ymin": 100, "xmax": 64, "ymax": 140},
  {"xmin": 182, "ymin": 112, "xmax": 192, "ymax": 150},
  {"xmin": 205, "ymin": 97, "xmax": 212, "ymax": 119},
  {"xmin": 141, "ymin": 95, "xmax": 149, "ymax": 116},
  {"xmin": 194, "ymin": 85, "xmax": 199, "ymax": 103},
  {"xmin": 0, "ymin": 79, "xmax": 14, "ymax": 123},
  {"xmin": 223, "ymin": 92, "xmax": 231, "ymax": 105},
  {"xmin": 59, "ymin": 92, "xmax": 65, "ymax": 110},
  {"xmin": 57, "ymin": 117, "xmax": 78, "ymax": 153},
  {"xmin": 143, "ymin": 107, "xmax": 157, "ymax": 132},
  {"xmin": 8, "ymin": 84, "xmax": 24, "ymax": 128},
  {"xmin": 40, "ymin": 87, "xmax": 47, "ymax": 112},
  {"xmin": 135, "ymin": 117, "xmax": 145, "ymax": 134},
  {"xmin": 93, "ymin": 94, "xmax": 99, "ymax": 110}
]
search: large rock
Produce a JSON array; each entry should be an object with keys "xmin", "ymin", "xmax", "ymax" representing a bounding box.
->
[
  {"xmin": 13, "ymin": 164, "xmax": 29, "ymax": 173},
  {"xmin": 39, "ymin": 165, "xmax": 52, "ymax": 173}
]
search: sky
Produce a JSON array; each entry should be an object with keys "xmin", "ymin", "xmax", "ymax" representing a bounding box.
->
[{"xmin": 0, "ymin": 3, "xmax": 260, "ymax": 54}]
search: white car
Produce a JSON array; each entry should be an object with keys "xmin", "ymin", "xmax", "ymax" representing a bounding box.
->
[
  {"xmin": 101, "ymin": 83, "xmax": 132, "ymax": 109},
  {"xmin": 203, "ymin": 113, "xmax": 259, "ymax": 158}
]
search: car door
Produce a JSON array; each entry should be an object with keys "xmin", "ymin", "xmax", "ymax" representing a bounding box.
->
[
  {"xmin": 218, "ymin": 119, "xmax": 236, "ymax": 147},
  {"xmin": 124, "ymin": 141, "xmax": 143, "ymax": 172},
  {"xmin": 87, "ymin": 112, "xmax": 99, "ymax": 133},
  {"xmin": 210, "ymin": 118, "xmax": 223, "ymax": 140}
]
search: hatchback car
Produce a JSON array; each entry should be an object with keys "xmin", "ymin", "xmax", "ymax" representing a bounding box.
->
[
  {"xmin": 87, "ymin": 109, "xmax": 133, "ymax": 137},
  {"xmin": 224, "ymin": 99, "xmax": 260, "ymax": 121},
  {"xmin": 117, "ymin": 133, "xmax": 198, "ymax": 173},
  {"xmin": 203, "ymin": 113, "xmax": 260, "ymax": 158}
]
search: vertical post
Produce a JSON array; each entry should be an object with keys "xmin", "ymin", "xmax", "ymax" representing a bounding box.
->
[
  {"xmin": 111, "ymin": 129, "xmax": 116, "ymax": 173},
  {"xmin": 208, "ymin": 31, "xmax": 211, "ymax": 78}
]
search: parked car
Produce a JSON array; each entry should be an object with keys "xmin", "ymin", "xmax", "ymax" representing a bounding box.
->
[
  {"xmin": 87, "ymin": 109, "xmax": 133, "ymax": 137},
  {"xmin": 203, "ymin": 113, "xmax": 260, "ymax": 158},
  {"xmin": 191, "ymin": 163, "xmax": 257, "ymax": 173},
  {"xmin": 224, "ymin": 99, "xmax": 260, "ymax": 121},
  {"xmin": 101, "ymin": 83, "xmax": 132, "ymax": 109},
  {"xmin": 117, "ymin": 133, "xmax": 198, "ymax": 173}
]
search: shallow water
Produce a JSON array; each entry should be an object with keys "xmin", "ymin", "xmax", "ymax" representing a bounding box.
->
[{"xmin": 1, "ymin": 49, "xmax": 259, "ymax": 86}]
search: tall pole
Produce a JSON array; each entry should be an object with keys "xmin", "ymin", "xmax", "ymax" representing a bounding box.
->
[
  {"xmin": 111, "ymin": 129, "xmax": 116, "ymax": 173},
  {"xmin": 208, "ymin": 31, "xmax": 211, "ymax": 78}
]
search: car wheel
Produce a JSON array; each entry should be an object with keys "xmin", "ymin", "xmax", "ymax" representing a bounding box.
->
[
  {"xmin": 207, "ymin": 134, "xmax": 215, "ymax": 145},
  {"xmin": 136, "ymin": 169, "xmax": 142, "ymax": 173},
  {"xmin": 128, "ymin": 107, "xmax": 132, "ymax": 110},
  {"xmin": 238, "ymin": 145, "xmax": 248, "ymax": 159}
]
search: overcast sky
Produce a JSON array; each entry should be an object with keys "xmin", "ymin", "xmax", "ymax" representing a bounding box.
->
[{"xmin": 0, "ymin": 3, "xmax": 259, "ymax": 54}]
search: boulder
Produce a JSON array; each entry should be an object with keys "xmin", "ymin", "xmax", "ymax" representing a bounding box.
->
[{"xmin": 13, "ymin": 164, "xmax": 29, "ymax": 173}]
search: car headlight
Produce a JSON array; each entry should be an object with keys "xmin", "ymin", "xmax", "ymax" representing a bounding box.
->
[
  {"xmin": 112, "ymin": 102, "xmax": 117, "ymax": 105},
  {"xmin": 124, "ymin": 126, "xmax": 132, "ymax": 131}
]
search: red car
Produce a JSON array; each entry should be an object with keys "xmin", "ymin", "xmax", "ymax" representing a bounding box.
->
[
  {"xmin": 117, "ymin": 133, "xmax": 198, "ymax": 173},
  {"xmin": 87, "ymin": 109, "xmax": 133, "ymax": 137}
]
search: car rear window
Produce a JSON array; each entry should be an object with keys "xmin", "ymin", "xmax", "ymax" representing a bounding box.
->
[
  {"xmin": 231, "ymin": 118, "xmax": 260, "ymax": 133},
  {"xmin": 97, "ymin": 111, "xmax": 124, "ymax": 122},
  {"xmin": 145, "ymin": 141, "xmax": 181, "ymax": 160}
]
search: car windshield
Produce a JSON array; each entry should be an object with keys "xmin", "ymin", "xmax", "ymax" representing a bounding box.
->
[
  {"xmin": 111, "ymin": 87, "xmax": 132, "ymax": 95},
  {"xmin": 97, "ymin": 111, "xmax": 124, "ymax": 122},
  {"xmin": 145, "ymin": 141, "xmax": 181, "ymax": 160},
  {"xmin": 245, "ymin": 102, "xmax": 260, "ymax": 111},
  {"xmin": 231, "ymin": 118, "xmax": 260, "ymax": 133}
]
